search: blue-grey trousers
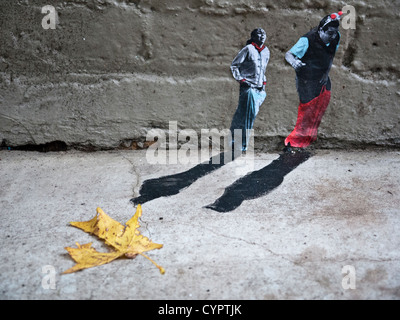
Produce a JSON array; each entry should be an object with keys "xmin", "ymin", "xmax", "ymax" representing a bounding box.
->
[{"xmin": 230, "ymin": 84, "xmax": 266, "ymax": 151}]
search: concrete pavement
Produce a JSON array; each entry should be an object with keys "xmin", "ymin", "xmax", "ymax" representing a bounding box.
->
[{"xmin": 0, "ymin": 148, "xmax": 399, "ymax": 300}]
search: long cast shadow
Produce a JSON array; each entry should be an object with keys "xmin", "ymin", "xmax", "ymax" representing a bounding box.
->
[
  {"xmin": 205, "ymin": 150, "xmax": 312, "ymax": 212},
  {"xmin": 131, "ymin": 151, "xmax": 239, "ymax": 205}
]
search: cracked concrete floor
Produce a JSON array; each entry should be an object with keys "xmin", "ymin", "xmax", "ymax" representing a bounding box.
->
[{"xmin": 0, "ymin": 149, "xmax": 399, "ymax": 300}]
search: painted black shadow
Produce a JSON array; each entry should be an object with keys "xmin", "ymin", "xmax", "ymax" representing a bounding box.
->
[
  {"xmin": 131, "ymin": 151, "xmax": 240, "ymax": 205},
  {"xmin": 205, "ymin": 150, "xmax": 312, "ymax": 212}
]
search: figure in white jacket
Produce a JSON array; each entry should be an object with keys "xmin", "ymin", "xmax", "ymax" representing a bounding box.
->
[{"xmin": 230, "ymin": 28, "xmax": 270, "ymax": 152}]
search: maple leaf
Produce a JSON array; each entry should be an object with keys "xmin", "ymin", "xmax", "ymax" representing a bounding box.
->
[{"xmin": 63, "ymin": 205, "xmax": 164, "ymax": 274}]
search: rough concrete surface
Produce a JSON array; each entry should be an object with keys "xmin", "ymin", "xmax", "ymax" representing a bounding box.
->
[
  {"xmin": 1, "ymin": 0, "xmax": 399, "ymax": 150},
  {"xmin": 0, "ymin": 148, "xmax": 399, "ymax": 300}
]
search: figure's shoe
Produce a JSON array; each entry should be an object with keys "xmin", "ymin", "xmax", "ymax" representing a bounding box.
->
[
  {"xmin": 283, "ymin": 142, "xmax": 305, "ymax": 154},
  {"xmin": 283, "ymin": 142, "xmax": 292, "ymax": 153}
]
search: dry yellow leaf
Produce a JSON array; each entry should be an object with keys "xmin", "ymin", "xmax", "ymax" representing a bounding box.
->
[{"xmin": 63, "ymin": 204, "xmax": 164, "ymax": 274}]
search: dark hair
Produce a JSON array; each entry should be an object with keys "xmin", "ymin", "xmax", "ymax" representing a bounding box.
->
[
  {"xmin": 246, "ymin": 28, "xmax": 266, "ymax": 45},
  {"xmin": 318, "ymin": 15, "xmax": 340, "ymax": 31}
]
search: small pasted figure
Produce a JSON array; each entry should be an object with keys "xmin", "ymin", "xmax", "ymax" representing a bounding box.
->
[
  {"xmin": 230, "ymin": 28, "xmax": 270, "ymax": 152},
  {"xmin": 284, "ymin": 12, "xmax": 342, "ymax": 150}
]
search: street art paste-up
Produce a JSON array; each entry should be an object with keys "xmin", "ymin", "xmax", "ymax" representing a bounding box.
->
[
  {"xmin": 131, "ymin": 28, "xmax": 270, "ymax": 205},
  {"xmin": 133, "ymin": 15, "xmax": 347, "ymax": 212},
  {"xmin": 230, "ymin": 28, "xmax": 270, "ymax": 152},
  {"xmin": 207, "ymin": 13, "xmax": 344, "ymax": 212},
  {"xmin": 284, "ymin": 12, "xmax": 342, "ymax": 150}
]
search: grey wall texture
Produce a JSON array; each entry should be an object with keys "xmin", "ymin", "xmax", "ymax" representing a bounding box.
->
[{"xmin": 1, "ymin": 0, "xmax": 399, "ymax": 151}]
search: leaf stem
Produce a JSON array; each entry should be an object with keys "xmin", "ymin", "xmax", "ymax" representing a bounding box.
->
[{"xmin": 139, "ymin": 253, "xmax": 165, "ymax": 274}]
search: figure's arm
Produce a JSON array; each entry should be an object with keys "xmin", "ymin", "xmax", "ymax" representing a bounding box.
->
[
  {"xmin": 285, "ymin": 51, "xmax": 306, "ymax": 70},
  {"xmin": 336, "ymin": 31, "xmax": 341, "ymax": 52},
  {"xmin": 285, "ymin": 37, "xmax": 308, "ymax": 71},
  {"xmin": 320, "ymin": 31, "xmax": 340, "ymax": 84},
  {"xmin": 262, "ymin": 48, "xmax": 270, "ymax": 90},
  {"xmin": 230, "ymin": 46, "xmax": 249, "ymax": 84},
  {"xmin": 320, "ymin": 59, "xmax": 333, "ymax": 84},
  {"xmin": 262, "ymin": 74, "xmax": 266, "ymax": 90}
]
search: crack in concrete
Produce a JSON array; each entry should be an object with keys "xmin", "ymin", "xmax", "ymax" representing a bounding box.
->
[
  {"xmin": 186, "ymin": 221, "xmax": 400, "ymax": 270},
  {"xmin": 191, "ymin": 221, "xmax": 297, "ymax": 264},
  {"xmin": 119, "ymin": 153, "xmax": 154, "ymax": 238},
  {"xmin": 120, "ymin": 153, "xmax": 141, "ymax": 199}
]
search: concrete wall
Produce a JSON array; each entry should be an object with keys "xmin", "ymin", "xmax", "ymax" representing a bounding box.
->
[{"xmin": 1, "ymin": 0, "xmax": 399, "ymax": 151}]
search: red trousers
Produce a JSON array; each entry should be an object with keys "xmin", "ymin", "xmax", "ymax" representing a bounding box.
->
[{"xmin": 285, "ymin": 86, "xmax": 331, "ymax": 148}]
